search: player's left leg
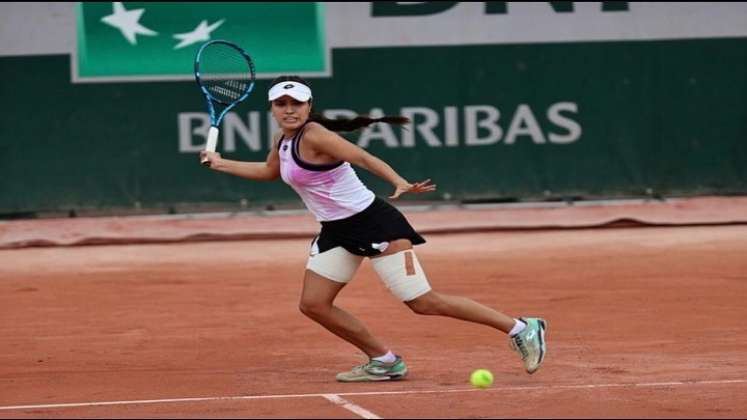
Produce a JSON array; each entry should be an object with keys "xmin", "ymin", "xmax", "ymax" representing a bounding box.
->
[
  {"xmin": 410, "ymin": 291, "xmax": 548, "ymax": 373},
  {"xmin": 371, "ymin": 239, "xmax": 514, "ymax": 331},
  {"xmin": 371, "ymin": 240, "xmax": 547, "ymax": 374},
  {"xmin": 406, "ymin": 291, "xmax": 516, "ymax": 332}
]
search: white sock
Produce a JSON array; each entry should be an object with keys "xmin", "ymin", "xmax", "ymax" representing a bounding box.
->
[
  {"xmin": 509, "ymin": 319, "xmax": 527, "ymax": 337},
  {"xmin": 372, "ymin": 350, "xmax": 397, "ymax": 364}
]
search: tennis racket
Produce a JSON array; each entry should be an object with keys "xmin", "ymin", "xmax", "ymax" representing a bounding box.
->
[{"xmin": 194, "ymin": 40, "xmax": 256, "ymax": 166}]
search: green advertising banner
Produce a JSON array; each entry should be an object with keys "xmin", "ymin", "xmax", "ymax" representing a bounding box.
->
[
  {"xmin": 0, "ymin": 3, "xmax": 746, "ymax": 216},
  {"xmin": 75, "ymin": 2, "xmax": 327, "ymax": 81}
]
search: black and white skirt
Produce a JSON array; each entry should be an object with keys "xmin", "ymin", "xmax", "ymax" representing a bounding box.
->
[{"xmin": 312, "ymin": 197, "xmax": 426, "ymax": 257}]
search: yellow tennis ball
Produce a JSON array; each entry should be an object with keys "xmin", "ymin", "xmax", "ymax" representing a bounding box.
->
[{"xmin": 470, "ymin": 369, "xmax": 494, "ymax": 388}]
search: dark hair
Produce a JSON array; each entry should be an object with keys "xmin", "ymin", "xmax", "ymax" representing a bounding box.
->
[{"xmin": 270, "ymin": 75, "xmax": 410, "ymax": 132}]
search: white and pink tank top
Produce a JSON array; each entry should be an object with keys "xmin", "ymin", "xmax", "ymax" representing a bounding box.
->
[{"xmin": 278, "ymin": 125, "xmax": 375, "ymax": 222}]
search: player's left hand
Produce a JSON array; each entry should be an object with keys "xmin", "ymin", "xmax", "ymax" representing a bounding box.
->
[{"xmin": 389, "ymin": 179, "xmax": 437, "ymax": 199}]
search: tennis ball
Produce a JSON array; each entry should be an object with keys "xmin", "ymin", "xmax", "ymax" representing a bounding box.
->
[{"xmin": 470, "ymin": 369, "xmax": 494, "ymax": 388}]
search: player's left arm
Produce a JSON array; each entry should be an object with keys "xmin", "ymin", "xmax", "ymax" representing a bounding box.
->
[{"xmin": 304, "ymin": 123, "xmax": 436, "ymax": 199}]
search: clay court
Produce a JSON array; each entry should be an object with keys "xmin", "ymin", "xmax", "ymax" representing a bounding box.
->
[
  {"xmin": 1, "ymin": 198, "xmax": 746, "ymax": 418},
  {"xmin": 2, "ymin": 2, "xmax": 746, "ymax": 418}
]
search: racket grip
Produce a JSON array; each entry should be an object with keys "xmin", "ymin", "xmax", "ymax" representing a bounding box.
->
[
  {"xmin": 205, "ymin": 126, "xmax": 219, "ymax": 152},
  {"xmin": 202, "ymin": 126, "xmax": 219, "ymax": 166}
]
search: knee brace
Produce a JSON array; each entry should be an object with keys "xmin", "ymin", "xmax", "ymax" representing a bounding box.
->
[{"xmin": 371, "ymin": 250, "xmax": 432, "ymax": 302}]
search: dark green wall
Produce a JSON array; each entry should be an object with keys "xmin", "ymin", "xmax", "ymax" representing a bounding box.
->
[{"xmin": 1, "ymin": 37, "xmax": 746, "ymax": 214}]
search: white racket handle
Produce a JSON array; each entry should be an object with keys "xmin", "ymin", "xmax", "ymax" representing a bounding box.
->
[
  {"xmin": 205, "ymin": 126, "xmax": 219, "ymax": 152},
  {"xmin": 201, "ymin": 126, "xmax": 220, "ymax": 166}
]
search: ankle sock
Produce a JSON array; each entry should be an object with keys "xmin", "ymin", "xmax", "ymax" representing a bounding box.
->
[
  {"xmin": 509, "ymin": 319, "xmax": 527, "ymax": 337},
  {"xmin": 372, "ymin": 350, "xmax": 397, "ymax": 364}
]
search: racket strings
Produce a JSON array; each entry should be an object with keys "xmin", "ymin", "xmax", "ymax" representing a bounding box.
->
[{"xmin": 198, "ymin": 43, "xmax": 255, "ymax": 104}]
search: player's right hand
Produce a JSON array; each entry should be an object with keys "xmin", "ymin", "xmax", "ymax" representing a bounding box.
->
[{"xmin": 200, "ymin": 151, "xmax": 221, "ymax": 168}]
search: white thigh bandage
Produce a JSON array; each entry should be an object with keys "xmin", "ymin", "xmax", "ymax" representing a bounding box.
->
[
  {"xmin": 371, "ymin": 250, "xmax": 432, "ymax": 302},
  {"xmin": 306, "ymin": 246, "xmax": 363, "ymax": 283}
]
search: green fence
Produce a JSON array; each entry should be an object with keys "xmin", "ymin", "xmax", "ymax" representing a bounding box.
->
[{"xmin": 1, "ymin": 36, "xmax": 746, "ymax": 215}]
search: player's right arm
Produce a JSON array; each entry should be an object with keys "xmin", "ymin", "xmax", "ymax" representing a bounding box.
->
[{"xmin": 199, "ymin": 133, "xmax": 281, "ymax": 181}]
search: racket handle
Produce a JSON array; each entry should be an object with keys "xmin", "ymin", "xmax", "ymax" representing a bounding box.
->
[{"xmin": 201, "ymin": 126, "xmax": 219, "ymax": 166}]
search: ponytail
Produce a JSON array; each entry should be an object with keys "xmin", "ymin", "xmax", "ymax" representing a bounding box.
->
[
  {"xmin": 270, "ymin": 75, "xmax": 410, "ymax": 133},
  {"xmin": 309, "ymin": 114, "xmax": 410, "ymax": 132}
]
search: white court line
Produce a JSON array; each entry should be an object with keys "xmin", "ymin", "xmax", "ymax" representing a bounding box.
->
[
  {"xmin": 322, "ymin": 394, "xmax": 382, "ymax": 419},
  {"xmin": 1, "ymin": 379, "xmax": 746, "ymax": 412}
]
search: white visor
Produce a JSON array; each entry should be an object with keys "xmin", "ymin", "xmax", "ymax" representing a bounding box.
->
[{"xmin": 268, "ymin": 81, "xmax": 312, "ymax": 102}]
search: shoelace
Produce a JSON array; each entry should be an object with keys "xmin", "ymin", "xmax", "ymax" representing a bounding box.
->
[
  {"xmin": 357, "ymin": 361, "xmax": 383, "ymax": 371},
  {"xmin": 364, "ymin": 360, "xmax": 396, "ymax": 375}
]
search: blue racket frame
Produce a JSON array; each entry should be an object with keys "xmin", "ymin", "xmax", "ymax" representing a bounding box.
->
[{"xmin": 194, "ymin": 39, "xmax": 256, "ymax": 127}]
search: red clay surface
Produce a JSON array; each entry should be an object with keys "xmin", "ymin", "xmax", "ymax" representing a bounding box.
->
[
  {"xmin": 3, "ymin": 196, "xmax": 747, "ymax": 249},
  {"xmin": 1, "ymin": 219, "xmax": 746, "ymax": 417}
]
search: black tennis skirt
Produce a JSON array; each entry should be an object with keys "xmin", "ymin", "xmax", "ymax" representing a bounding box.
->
[{"xmin": 313, "ymin": 197, "xmax": 426, "ymax": 257}]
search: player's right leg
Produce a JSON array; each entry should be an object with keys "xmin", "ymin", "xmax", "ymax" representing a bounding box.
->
[
  {"xmin": 300, "ymin": 247, "xmax": 407, "ymax": 382},
  {"xmin": 299, "ymin": 268, "xmax": 387, "ymax": 358}
]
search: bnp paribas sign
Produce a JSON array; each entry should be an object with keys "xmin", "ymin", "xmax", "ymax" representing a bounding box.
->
[{"xmin": 74, "ymin": 2, "xmax": 327, "ymax": 82}]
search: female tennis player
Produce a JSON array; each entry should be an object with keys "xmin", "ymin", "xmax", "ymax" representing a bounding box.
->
[{"xmin": 200, "ymin": 76, "xmax": 547, "ymax": 382}]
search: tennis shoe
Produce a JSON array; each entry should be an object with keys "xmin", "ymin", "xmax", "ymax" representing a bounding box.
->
[
  {"xmin": 336, "ymin": 356, "xmax": 408, "ymax": 382},
  {"xmin": 509, "ymin": 317, "xmax": 547, "ymax": 374}
]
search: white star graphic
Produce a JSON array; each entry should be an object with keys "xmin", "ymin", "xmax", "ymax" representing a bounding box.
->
[
  {"xmin": 100, "ymin": 2, "xmax": 158, "ymax": 45},
  {"xmin": 173, "ymin": 19, "xmax": 225, "ymax": 50}
]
